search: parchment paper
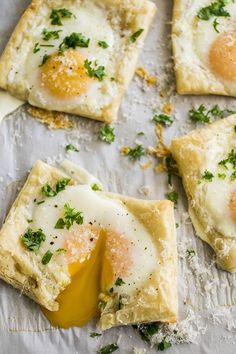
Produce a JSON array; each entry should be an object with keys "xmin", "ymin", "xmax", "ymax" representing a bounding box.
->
[{"xmin": 0, "ymin": 1, "xmax": 236, "ymax": 353}]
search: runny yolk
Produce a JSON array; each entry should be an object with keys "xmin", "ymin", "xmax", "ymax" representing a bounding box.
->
[
  {"xmin": 40, "ymin": 49, "xmax": 92, "ymax": 98},
  {"xmin": 209, "ymin": 31, "xmax": 236, "ymax": 82},
  {"xmin": 229, "ymin": 189, "xmax": 236, "ymax": 223},
  {"xmin": 42, "ymin": 225, "xmax": 133, "ymax": 328}
]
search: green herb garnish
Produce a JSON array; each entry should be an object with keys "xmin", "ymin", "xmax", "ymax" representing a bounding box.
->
[
  {"xmin": 92, "ymin": 183, "xmax": 102, "ymax": 191},
  {"xmin": 186, "ymin": 249, "xmax": 196, "ymax": 259},
  {"xmin": 98, "ymin": 41, "xmax": 109, "ymax": 49},
  {"xmin": 42, "ymin": 178, "xmax": 70, "ymax": 197},
  {"xmin": 50, "ymin": 8, "xmax": 74, "ymax": 26},
  {"xmin": 189, "ymin": 104, "xmax": 210, "ymax": 123},
  {"xmin": 202, "ymin": 170, "xmax": 214, "ymax": 182},
  {"xmin": 166, "ymin": 191, "xmax": 178, "ymax": 205},
  {"xmin": 115, "ymin": 277, "xmax": 125, "ymax": 286},
  {"xmin": 42, "ymin": 28, "xmax": 62, "ymax": 41},
  {"xmin": 135, "ymin": 323, "xmax": 160, "ymax": 342},
  {"xmin": 33, "ymin": 42, "xmax": 40, "ymax": 53},
  {"xmin": 165, "ymin": 155, "xmax": 178, "ymax": 186},
  {"xmin": 56, "ymin": 248, "xmax": 66, "ymax": 254},
  {"xmin": 98, "ymin": 343, "xmax": 119, "ymax": 354},
  {"xmin": 152, "ymin": 114, "xmax": 173, "ymax": 126},
  {"xmin": 42, "ymin": 250, "xmax": 53, "ymax": 265},
  {"xmin": 21, "ymin": 228, "xmax": 46, "ymax": 252},
  {"xmin": 130, "ymin": 28, "xmax": 144, "ymax": 43},
  {"xmin": 84, "ymin": 59, "xmax": 105, "ymax": 81},
  {"xmin": 39, "ymin": 54, "xmax": 51, "ymax": 67},
  {"xmin": 99, "ymin": 124, "xmax": 115, "ymax": 144},
  {"xmin": 98, "ymin": 300, "xmax": 107, "ymax": 310},
  {"xmin": 55, "ymin": 203, "xmax": 83, "ymax": 230},
  {"xmin": 158, "ymin": 339, "xmax": 172, "ymax": 351},
  {"xmin": 213, "ymin": 18, "xmax": 220, "ymax": 32},
  {"xmin": 59, "ymin": 32, "xmax": 90, "ymax": 54},
  {"xmin": 197, "ymin": 0, "xmax": 230, "ymax": 21},
  {"xmin": 66, "ymin": 144, "xmax": 80, "ymax": 152},
  {"xmin": 36, "ymin": 200, "xmax": 45, "ymax": 205},
  {"xmin": 127, "ymin": 145, "xmax": 145, "ymax": 160},
  {"xmin": 218, "ymin": 173, "xmax": 226, "ymax": 179},
  {"xmin": 90, "ymin": 332, "xmax": 102, "ymax": 338}
]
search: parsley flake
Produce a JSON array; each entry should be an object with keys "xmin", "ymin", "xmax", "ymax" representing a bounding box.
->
[
  {"xmin": 98, "ymin": 300, "xmax": 107, "ymax": 310},
  {"xmin": 152, "ymin": 114, "xmax": 173, "ymax": 126},
  {"xmin": 115, "ymin": 277, "xmax": 125, "ymax": 286},
  {"xmin": 135, "ymin": 323, "xmax": 160, "ymax": 342},
  {"xmin": 42, "ymin": 250, "xmax": 53, "ymax": 265},
  {"xmin": 202, "ymin": 170, "xmax": 214, "ymax": 182},
  {"xmin": 59, "ymin": 32, "xmax": 90, "ymax": 54},
  {"xmin": 197, "ymin": 0, "xmax": 230, "ymax": 21},
  {"xmin": 90, "ymin": 332, "xmax": 102, "ymax": 338},
  {"xmin": 99, "ymin": 124, "xmax": 115, "ymax": 144},
  {"xmin": 166, "ymin": 191, "xmax": 178, "ymax": 205},
  {"xmin": 130, "ymin": 28, "xmax": 144, "ymax": 43},
  {"xmin": 21, "ymin": 228, "xmax": 46, "ymax": 252},
  {"xmin": 189, "ymin": 104, "xmax": 210, "ymax": 123},
  {"xmin": 42, "ymin": 178, "xmax": 70, "ymax": 197},
  {"xmin": 127, "ymin": 145, "xmax": 145, "ymax": 160},
  {"xmin": 50, "ymin": 8, "xmax": 74, "ymax": 26},
  {"xmin": 42, "ymin": 28, "xmax": 62, "ymax": 41},
  {"xmin": 158, "ymin": 339, "xmax": 172, "ymax": 351},
  {"xmin": 66, "ymin": 144, "xmax": 79, "ymax": 152},
  {"xmin": 213, "ymin": 18, "xmax": 220, "ymax": 32},
  {"xmin": 84, "ymin": 59, "xmax": 105, "ymax": 81},
  {"xmin": 33, "ymin": 42, "xmax": 40, "ymax": 53},
  {"xmin": 218, "ymin": 173, "xmax": 226, "ymax": 179},
  {"xmin": 186, "ymin": 249, "xmax": 196, "ymax": 259},
  {"xmin": 98, "ymin": 41, "xmax": 109, "ymax": 49},
  {"xmin": 92, "ymin": 183, "xmax": 102, "ymax": 191},
  {"xmin": 39, "ymin": 54, "xmax": 51, "ymax": 67},
  {"xmin": 165, "ymin": 155, "xmax": 178, "ymax": 186},
  {"xmin": 98, "ymin": 343, "xmax": 119, "ymax": 354},
  {"xmin": 55, "ymin": 203, "xmax": 83, "ymax": 230}
]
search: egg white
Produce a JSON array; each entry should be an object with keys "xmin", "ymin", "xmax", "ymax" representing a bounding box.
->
[{"xmin": 32, "ymin": 185, "xmax": 157, "ymax": 294}]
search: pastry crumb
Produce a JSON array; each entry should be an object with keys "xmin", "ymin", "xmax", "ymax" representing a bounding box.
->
[
  {"xmin": 120, "ymin": 146, "xmax": 130, "ymax": 155},
  {"xmin": 136, "ymin": 67, "xmax": 157, "ymax": 86},
  {"xmin": 162, "ymin": 102, "xmax": 173, "ymax": 114},
  {"xmin": 28, "ymin": 106, "xmax": 75, "ymax": 129},
  {"xmin": 155, "ymin": 163, "xmax": 165, "ymax": 173},
  {"xmin": 140, "ymin": 160, "xmax": 153, "ymax": 170}
]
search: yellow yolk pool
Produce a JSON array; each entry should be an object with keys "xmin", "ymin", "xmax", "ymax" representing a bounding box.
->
[
  {"xmin": 42, "ymin": 226, "xmax": 132, "ymax": 328},
  {"xmin": 40, "ymin": 49, "xmax": 92, "ymax": 99},
  {"xmin": 209, "ymin": 31, "xmax": 236, "ymax": 82}
]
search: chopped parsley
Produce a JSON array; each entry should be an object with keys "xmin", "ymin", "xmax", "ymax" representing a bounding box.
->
[
  {"xmin": 98, "ymin": 299, "xmax": 107, "ymax": 310},
  {"xmin": 127, "ymin": 144, "xmax": 145, "ymax": 160},
  {"xmin": 213, "ymin": 18, "xmax": 220, "ymax": 32},
  {"xmin": 118, "ymin": 294, "xmax": 124, "ymax": 310},
  {"xmin": 219, "ymin": 149, "xmax": 236, "ymax": 170},
  {"xmin": 152, "ymin": 114, "xmax": 173, "ymax": 126},
  {"xmin": 165, "ymin": 155, "xmax": 178, "ymax": 186},
  {"xmin": 135, "ymin": 323, "xmax": 160, "ymax": 342},
  {"xmin": 50, "ymin": 8, "xmax": 74, "ymax": 26},
  {"xmin": 84, "ymin": 59, "xmax": 105, "ymax": 81},
  {"xmin": 92, "ymin": 183, "xmax": 102, "ymax": 191},
  {"xmin": 98, "ymin": 343, "xmax": 119, "ymax": 354},
  {"xmin": 189, "ymin": 104, "xmax": 235, "ymax": 123},
  {"xmin": 137, "ymin": 131, "xmax": 145, "ymax": 136},
  {"xmin": 218, "ymin": 173, "xmax": 226, "ymax": 179},
  {"xmin": 55, "ymin": 203, "xmax": 83, "ymax": 230},
  {"xmin": 59, "ymin": 32, "xmax": 90, "ymax": 54},
  {"xmin": 202, "ymin": 170, "xmax": 214, "ymax": 182},
  {"xmin": 21, "ymin": 228, "xmax": 46, "ymax": 252},
  {"xmin": 166, "ymin": 191, "xmax": 178, "ymax": 205},
  {"xmin": 186, "ymin": 249, "xmax": 196, "ymax": 259},
  {"xmin": 158, "ymin": 339, "xmax": 172, "ymax": 351},
  {"xmin": 66, "ymin": 144, "xmax": 79, "ymax": 152},
  {"xmin": 115, "ymin": 277, "xmax": 125, "ymax": 286},
  {"xmin": 99, "ymin": 124, "xmax": 115, "ymax": 144},
  {"xmin": 42, "ymin": 250, "xmax": 53, "ymax": 265},
  {"xmin": 42, "ymin": 28, "xmax": 62, "ymax": 41},
  {"xmin": 130, "ymin": 28, "xmax": 144, "ymax": 43},
  {"xmin": 36, "ymin": 200, "xmax": 45, "ymax": 205},
  {"xmin": 33, "ymin": 42, "xmax": 40, "ymax": 53},
  {"xmin": 234, "ymin": 125, "xmax": 236, "ymax": 133},
  {"xmin": 39, "ymin": 54, "xmax": 50, "ymax": 67},
  {"xmin": 56, "ymin": 248, "xmax": 66, "ymax": 255},
  {"xmin": 42, "ymin": 178, "xmax": 70, "ymax": 197},
  {"xmin": 197, "ymin": 0, "xmax": 230, "ymax": 21},
  {"xmin": 90, "ymin": 332, "xmax": 102, "ymax": 338},
  {"xmin": 98, "ymin": 40, "xmax": 109, "ymax": 49}
]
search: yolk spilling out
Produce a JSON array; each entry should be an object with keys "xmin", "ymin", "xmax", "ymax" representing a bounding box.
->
[
  {"xmin": 42, "ymin": 225, "xmax": 133, "ymax": 328},
  {"xmin": 209, "ymin": 31, "xmax": 236, "ymax": 82},
  {"xmin": 229, "ymin": 189, "xmax": 236, "ymax": 223},
  {"xmin": 40, "ymin": 49, "xmax": 92, "ymax": 98}
]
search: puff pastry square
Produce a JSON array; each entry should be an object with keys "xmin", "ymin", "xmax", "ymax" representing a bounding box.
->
[
  {"xmin": 0, "ymin": 0, "xmax": 157, "ymax": 123},
  {"xmin": 0, "ymin": 160, "xmax": 178, "ymax": 329},
  {"xmin": 172, "ymin": 0, "xmax": 236, "ymax": 96},
  {"xmin": 171, "ymin": 115, "xmax": 236, "ymax": 273}
]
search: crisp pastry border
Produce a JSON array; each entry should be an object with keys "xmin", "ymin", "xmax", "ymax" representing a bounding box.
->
[
  {"xmin": 0, "ymin": 0, "xmax": 157, "ymax": 123},
  {"xmin": 172, "ymin": 0, "xmax": 233, "ymax": 96},
  {"xmin": 0, "ymin": 160, "xmax": 178, "ymax": 328},
  {"xmin": 171, "ymin": 115, "xmax": 236, "ymax": 273}
]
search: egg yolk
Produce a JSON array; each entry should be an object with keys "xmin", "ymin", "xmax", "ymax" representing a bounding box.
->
[
  {"xmin": 42, "ymin": 225, "xmax": 133, "ymax": 328},
  {"xmin": 229, "ymin": 189, "xmax": 236, "ymax": 223},
  {"xmin": 209, "ymin": 31, "xmax": 236, "ymax": 82},
  {"xmin": 40, "ymin": 49, "xmax": 92, "ymax": 98}
]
